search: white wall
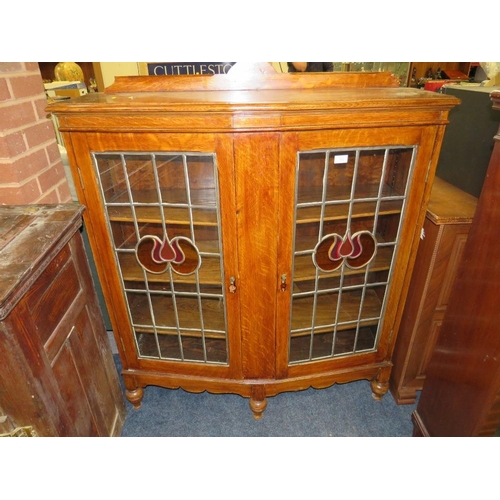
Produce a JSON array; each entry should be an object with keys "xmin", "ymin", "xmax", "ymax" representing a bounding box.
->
[{"xmin": 100, "ymin": 62, "xmax": 141, "ymax": 88}]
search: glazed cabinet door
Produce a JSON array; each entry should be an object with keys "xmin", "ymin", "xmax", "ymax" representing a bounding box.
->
[
  {"xmin": 67, "ymin": 132, "xmax": 242, "ymax": 381},
  {"xmin": 276, "ymin": 127, "xmax": 440, "ymax": 380}
]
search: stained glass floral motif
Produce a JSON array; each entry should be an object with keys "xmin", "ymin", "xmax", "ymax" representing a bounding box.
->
[
  {"xmin": 136, "ymin": 234, "xmax": 201, "ymax": 275},
  {"xmin": 313, "ymin": 230, "xmax": 377, "ymax": 272}
]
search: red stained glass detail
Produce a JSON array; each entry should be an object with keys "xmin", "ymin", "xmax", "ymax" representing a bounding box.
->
[
  {"xmin": 137, "ymin": 234, "xmax": 199, "ymax": 275},
  {"xmin": 328, "ymin": 234, "xmax": 343, "ymax": 261},
  {"xmin": 159, "ymin": 238, "xmax": 176, "ymax": 262},
  {"xmin": 315, "ymin": 230, "xmax": 376, "ymax": 272},
  {"xmin": 350, "ymin": 233, "xmax": 363, "ymax": 259},
  {"xmin": 339, "ymin": 233, "xmax": 353, "ymax": 258},
  {"xmin": 170, "ymin": 239, "xmax": 185, "ymax": 264}
]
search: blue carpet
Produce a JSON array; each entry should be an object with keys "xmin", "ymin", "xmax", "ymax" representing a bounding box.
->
[{"xmin": 116, "ymin": 357, "xmax": 417, "ymax": 437}]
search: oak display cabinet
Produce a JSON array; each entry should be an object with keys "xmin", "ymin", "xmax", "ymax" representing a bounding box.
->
[{"xmin": 48, "ymin": 65, "xmax": 458, "ymax": 418}]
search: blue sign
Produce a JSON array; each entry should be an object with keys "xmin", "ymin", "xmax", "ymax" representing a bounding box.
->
[{"xmin": 147, "ymin": 62, "xmax": 236, "ymax": 76}]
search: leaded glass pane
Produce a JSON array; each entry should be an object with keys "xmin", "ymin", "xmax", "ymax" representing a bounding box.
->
[
  {"xmin": 93, "ymin": 151, "xmax": 228, "ymax": 365},
  {"xmin": 289, "ymin": 145, "xmax": 416, "ymax": 364}
]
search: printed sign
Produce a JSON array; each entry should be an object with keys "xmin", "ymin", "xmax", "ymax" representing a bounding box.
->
[{"xmin": 147, "ymin": 62, "xmax": 236, "ymax": 76}]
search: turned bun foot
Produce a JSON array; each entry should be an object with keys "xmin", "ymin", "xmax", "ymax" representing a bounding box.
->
[
  {"xmin": 249, "ymin": 397, "xmax": 267, "ymax": 419},
  {"xmin": 126, "ymin": 387, "xmax": 144, "ymax": 409},
  {"xmin": 370, "ymin": 378, "xmax": 389, "ymax": 401}
]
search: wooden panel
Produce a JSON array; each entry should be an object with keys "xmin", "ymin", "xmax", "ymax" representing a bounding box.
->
[
  {"xmin": 105, "ymin": 70, "xmax": 399, "ymax": 93},
  {"xmin": 48, "ymin": 87, "xmax": 459, "ymax": 125},
  {"xmin": 0, "ymin": 318, "xmax": 64, "ymax": 436},
  {"xmin": 413, "ymin": 107, "xmax": 500, "ymax": 435},
  {"xmin": 478, "ymin": 389, "xmax": 500, "ymax": 436},
  {"xmin": 435, "ymin": 228, "xmax": 469, "ymax": 308},
  {"xmin": 70, "ymin": 233, "xmax": 126, "ymax": 436},
  {"xmin": 26, "ymin": 245, "xmax": 80, "ymax": 348},
  {"xmin": 235, "ymin": 133, "xmax": 279, "ymax": 379},
  {"xmin": 51, "ymin": 339, "xmax": 98, "ymax": 436}
]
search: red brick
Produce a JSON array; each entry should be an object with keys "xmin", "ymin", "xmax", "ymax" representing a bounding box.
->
[
  {"xmin": 0, "ymin": 162, "xmax": 17, "ymax": 183},
  {"xmin": 34, "ymin": 96, "xmax": 51, "ymax": 120},
  {"xmin": 0, "ymin": 101, "xmax": 36, "ymax": 131},
  {"xmin": 0, "ymin": 149, "xmax": 49, "ymax": 183},
  {"xmin": 37, "ymin": 188, "xmax": 60, "ymax": 204},
  {"xmin": 0, "ymin": 63, "xmax": 23, "ymax": 73},
  {"xmin": 0, "ymin": 177, "xmax": 41, "ymax": 205},
  {"xmin": 0, "ymin": 185, "xmax": 23, "ymax": 205},
  {"xmin": 46, "ymin": 141, "xmax": 61, "ymax": 163},
  {"xmin": 0, "ymin": 131, "xmax": 27, "ymax": 159},
  {"xmin": 57, "ymin": 180, "xmax": 72, "ymax": 203},
  {"xmin": 24, "ymin": 63, "xmax": 40, "ymax": 72},
  {"xmin": 10, "ymin": 74, "xmax": 45, "ymax": 99},
  {"xmin": 24, "ymin": 120, "xmax": 55, "ymax": 149},
  {"xmin": 0, "ymin": 137, "xmax": 7, "ymax": 159},
  {"xmin": 38, "ymin": 162, "xmax": 67, "ymax": 192},
  {"xmin": 0, "ymin": 78, "xmax": 11, "ymax": 102}
]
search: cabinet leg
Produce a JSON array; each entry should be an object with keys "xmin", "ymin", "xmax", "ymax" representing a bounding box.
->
[
  {"xmin": 126, "ymin": 387, "xmax": 144, "ymax": 409},
  {"xmin": 249, "ymin": 386, "xmax": 267, "ymax": 419},
  {"xmin": 123, "ymin": 375, "xmax": 144, "ymax": 409},
  {"xmin": 370, "ymin": 368, "xmax": 390, "ymax": 401}
]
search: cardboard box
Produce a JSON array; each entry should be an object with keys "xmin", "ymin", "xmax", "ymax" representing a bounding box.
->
[
  {"xmin": 54, "ymin": 88, "xmax": 87, "ymax": 98},
  {"xmin": 46, "ymin": 88, "xmax": 88, "ymax": 98}
]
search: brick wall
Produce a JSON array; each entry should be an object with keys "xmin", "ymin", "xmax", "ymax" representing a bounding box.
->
[{"xmin": 0, "ymin": 62, "xmax": 71, "ymax": 205}]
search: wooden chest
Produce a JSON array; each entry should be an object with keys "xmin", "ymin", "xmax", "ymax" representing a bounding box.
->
[
  {"xmin": 0, "ymin": 204, "xmax": 125, "ymax": 436},
  {"xmin": 390, "ymin": 177, "xmax": 478, "ymax": 404}
]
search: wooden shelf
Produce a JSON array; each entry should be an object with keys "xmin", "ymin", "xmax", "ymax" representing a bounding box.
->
[
  {"xmin": 127, "ymin": 292, "xmax": 226, "ymax": 335},
  {"xmin": 290, "ymin": 325, "xmax": 377, "ymax": 361},
  {"xmin": 137, "ymin": 332, "xmax": 227, "ymax": 363},
  {"xmin": 108, "ymin": 204, "xmax": 218, "ymax": 226},
  {"xmin": 291, "ymin": 288, "xmax": 383, "ymax": 334},
  {"xmin": 297, "ymin": 183, "xmax": 402, "ymax": 206},
  {"xmin": 118, "ymin": 251, "xmax": 223, "ymax": 286},
  {"xmin": 107, "ymin": 188, "xmax": 217, "ymax": 207},
  {"xmin": 296, "ymin": 198, "xmax": 403, "ymax": 224},
  {"xmin": 293, "ymin": 245, "xmax": 393, "ymax": 283}
]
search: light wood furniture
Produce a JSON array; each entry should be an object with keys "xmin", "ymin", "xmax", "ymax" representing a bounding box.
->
[
  {"xmin": 0, "ymin": 204, "xmax": 125, "ymax": 436},
  {"xmin": 48, "ymin": 65, "xmax": 458, "ymax": 418},
  {"xmin": 390, "ymin": 177, "xmax": 478, "ymax": 404},
  {"xmin": 412, "ymin": 90, "xmax": 500, "ymax": 436},
  {"xmin": 407, "ymin": 63, "xmax": 474, "ymax": 85}
]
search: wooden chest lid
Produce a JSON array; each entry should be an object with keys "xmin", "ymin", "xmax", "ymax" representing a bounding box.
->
[
  {"xmin": 0, "ymin": 204, "xmax": 84, "ymax": 320},
  {"xmin": 427, "ymin": 176, "xmax": 478, "ymax": 225}
]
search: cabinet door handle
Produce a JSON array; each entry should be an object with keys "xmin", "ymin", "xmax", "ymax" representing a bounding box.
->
[
  {"xmin": 280, "ymin": 274, "xmax": 287, "ymax": 292},
  {"xmin": 229, "ymin": 276, "xmax": 237, "ymax": 293}
]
